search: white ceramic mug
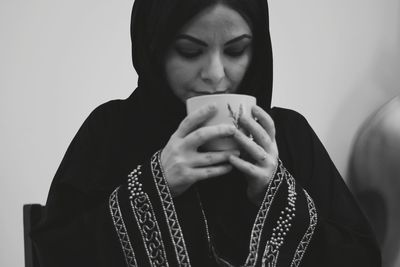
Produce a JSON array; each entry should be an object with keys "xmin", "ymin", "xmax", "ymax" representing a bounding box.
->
[{"xmin": 186, "ymin": 94, "xmax": 256, "ymax": 151}]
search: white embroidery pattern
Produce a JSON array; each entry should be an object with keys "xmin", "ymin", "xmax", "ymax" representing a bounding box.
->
[
  {"xmin": 261, "ymin": 166, "xmax": 297, "ymax": 267},
  {"xmin": 128, "ymin": 165, "xmax": 169, "ymax": 267},
  {"xmin": 290, "ymin": 189, "xmax": 317, "ymax": 267},
  {"xmin": 245, "ymin": 161, "xmax": 286, "ymax": 266},
  {"xmin": 261, "ymin": 245, "xmax": 279, "ymax": 267},
  {"xmin": 131, "ymin": 194, "xmax": 169, "ymax": 267},
  {"xmin": 109, "ymin": 187, "xmax": 138, "ymax": 267},
  {"xmin": 150, "ymin": 151, "xmax": 191, "ymax": 267}
]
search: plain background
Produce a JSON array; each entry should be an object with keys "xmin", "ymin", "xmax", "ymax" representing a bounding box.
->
[{"xmin": 1, "ymin": 0, "xmax": 399, "ymax": 266}]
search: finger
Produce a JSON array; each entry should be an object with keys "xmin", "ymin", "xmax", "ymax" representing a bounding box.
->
[
  {"xmin": 184, "ymin": 124, "xmax": 236, "ymax": 148},
  {"xmin": 176, "ymin": 104, "xmax": 217, "ymax": 137},
  {"xmin": 229, "ymin": 155, "xmax": 265, "ymax": 180},
  {"xmin": 239, "ymin": 113, "xmax": 272, "ymax": 151},
  {"xmin": 252, "ymin": 106, "xmax": 276, "ymax": 141},
  {"xmin": 191, "ymin": 164, "xmax": 233, "ymax": 181},
  {"xmin": 191, "ymin": 150, "xmax": 240, "ymax": 167},
  {"xmin": 232, "ymin": 128, "xmax": 269, "ymax": 163}
]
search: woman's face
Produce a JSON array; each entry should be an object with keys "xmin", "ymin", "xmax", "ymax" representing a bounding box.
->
[{"xmin": 165, "ymin": 4, "xmax": 253, "ymax": 102}]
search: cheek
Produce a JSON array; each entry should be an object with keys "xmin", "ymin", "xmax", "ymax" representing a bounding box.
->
[
  {"xmin": 166, "ymin": 58, "xmax": 197, "ymax": 89},
  {"xmin": 228, "ymin": 55, "xmax": 251, "ymax": 85}
]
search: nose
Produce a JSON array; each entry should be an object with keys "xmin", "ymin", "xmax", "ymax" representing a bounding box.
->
[{"xmin": 200, "ymin": 52, "xmax": 226, "ymax": 90}]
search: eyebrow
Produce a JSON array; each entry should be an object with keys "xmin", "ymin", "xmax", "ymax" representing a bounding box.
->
[{"xmin": 175, "ymin": 34, "xmax": 252, "ymax": 47}]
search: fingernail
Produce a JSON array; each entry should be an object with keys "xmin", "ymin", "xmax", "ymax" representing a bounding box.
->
[
  {"xmin": 252, "ymin": 106, "xmax": 261, "ymax": 114},
  {"xmin": 233, "ymin": 150, "xmax": 241, "ymax": 156}
]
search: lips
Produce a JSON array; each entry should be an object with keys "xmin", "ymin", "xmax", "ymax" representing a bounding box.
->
[{"xmin": 192, "ymin": 90, "xmax": 230, "ymax": 96}]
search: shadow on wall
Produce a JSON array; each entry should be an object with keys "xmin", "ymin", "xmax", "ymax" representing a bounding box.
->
[{"xmin": 348, "ymin": 96, "xmax": 400, "ymax": 267}]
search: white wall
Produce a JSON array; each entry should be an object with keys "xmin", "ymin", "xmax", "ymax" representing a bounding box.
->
[
  {"xmin": 1, "ymin": 0, "xmax": 399, "ymax": 266},
  {"xmin": 269, "ymin": 0, "xmax": 400, "ymax": 178}
]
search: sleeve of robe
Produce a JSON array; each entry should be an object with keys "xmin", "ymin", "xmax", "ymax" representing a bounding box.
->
[
  {"xmin": 197, "ymin": 107, "xmax": 381, "ymax": 267},
  {"xmin": 267, "ymin": 107, "xmax": 382, "ymax": 267},
  {"xmin": 30, "ymin": 101, "xmax": 214, "ymax": 267}
]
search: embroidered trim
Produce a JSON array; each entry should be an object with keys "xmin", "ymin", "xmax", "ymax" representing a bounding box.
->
[
  {"xmin": 109, "ymin": 187, "xmax": 138, "ymax": 267},
  {"xmin": 245, "ymin": 160, "xmax": 286, "ymax": 266},
  {"xmin": 261, "ymin": 166, "xmax": 297, "ymax": 267},
  {"xmin": 151, "ymin": 150, "xmax": 191, "ymax": 267},
  {"xmin": 130, "ymin": 195, "xmax": 169, "ymax": 267},
  {"xmin": 290, "ymin": 189, "xmax": 318, "ymax": 267},
  {"xmin": 128, "ymin": 165, "xmax": 169, "ymax": 267}
]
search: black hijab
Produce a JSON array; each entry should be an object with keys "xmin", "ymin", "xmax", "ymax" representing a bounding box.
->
[
  {"xmin": 114, "ymin": 0, "xmax": 275, "ymax": 184},
  {"xmin": 127, "ymin": 0, "xmax": 274, "ymax": 132}
]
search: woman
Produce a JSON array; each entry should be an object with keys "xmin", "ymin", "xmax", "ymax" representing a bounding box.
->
[{"xmin": 31, "ymin": 0, "xmax": 381, "ymax": 266}]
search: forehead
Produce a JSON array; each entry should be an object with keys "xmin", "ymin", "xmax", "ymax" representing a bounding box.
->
[{"xmin": 179, "ymin": 4, "xmax": 251, "ymax": 39}]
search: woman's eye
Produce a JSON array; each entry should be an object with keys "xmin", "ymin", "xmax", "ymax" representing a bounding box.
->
[
  {"xmin": 225, "ymin": 47, "xmax": 249, "ymax": 57},
  {"xmin": 225, "ymin": 49, "xmax": 245, "ymax": 57},
  {"xmin": 175, "ymin": 46, "xmax": 202, "ymax": 59},
  {"xmin": 225, "ymin": 44, "xmax": 250, "ymax": 58}
]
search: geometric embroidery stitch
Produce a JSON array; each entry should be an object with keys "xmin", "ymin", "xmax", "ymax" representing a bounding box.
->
[
  {"xmin": 261, "ymin": 165, "xmax": 297, "ymax": 267},
  {"xmin": 290, "ymin": 189, "xmax": 318, "ymax": 267},
  {"xmin": 125, "ymin": 164, "xmax": 169, "ymax": 267},
  {"xmin": 109, "ymin": 187, "xmax": 138, "ymax": 267},
  {"xmin": 245, "ymin": 159, "xmax": 286, "ymax": 266},
  {"xmin": 130, "ymin": 194, "xmax": 170, "ymax": 267},
  {"xmin": 151, "ymin": 150, "xmax": 191, "ymax": 267}
]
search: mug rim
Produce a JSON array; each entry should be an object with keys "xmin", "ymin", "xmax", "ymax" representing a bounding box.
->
[{"xmin": 186, "ymin": 93, "xmax": 256, "ymax": 105}]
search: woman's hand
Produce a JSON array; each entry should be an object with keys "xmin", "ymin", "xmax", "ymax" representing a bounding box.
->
[
  {"xmin": 229, "ymin": 105, "xmax": 279, "ymax": 205},
  {"xmin": 160, "ymin": 104, "xmax": 239, "ymax": 197}
]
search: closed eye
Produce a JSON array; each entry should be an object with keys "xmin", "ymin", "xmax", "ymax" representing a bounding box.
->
[
  {"xmin": 225, "ymin": 44, "xmax": 250, "ymax": 57},
  {"xmin": 175, "ymin": 46, "xmax": 202, "ymax": 59},
  {"xmin": 225, "ymin": 48, "xmax": 246, "ymax": 57}
]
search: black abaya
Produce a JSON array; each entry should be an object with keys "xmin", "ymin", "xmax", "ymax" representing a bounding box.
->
[
  {"xmin": 31, "ymin": 0, "xmax": 380, "ymax": 265},
  {"xmin": 31, "ymin": 98, "xmax": 380, "ymax": 266}
]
